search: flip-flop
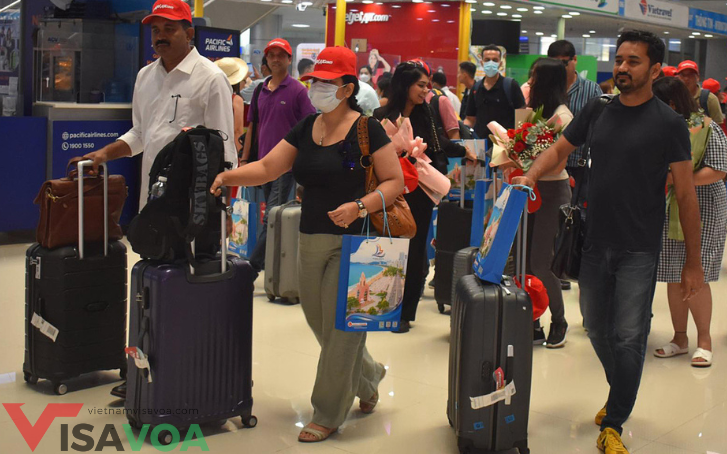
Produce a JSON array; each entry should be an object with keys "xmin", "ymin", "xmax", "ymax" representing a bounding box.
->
[
  {"xmin": 654, "ymin": 342, "xmax": 688, "ymax": 358},
  {"xmin": 692, "ymin": 348, "xmax": 713, "ymax": 368},
  {"xmin": 298, "ymin": 425, "xmax": 337, "ymax": 443},
  {"xmin": 360, "ymin": 364, "xmax": 387, "ymax": 414}
]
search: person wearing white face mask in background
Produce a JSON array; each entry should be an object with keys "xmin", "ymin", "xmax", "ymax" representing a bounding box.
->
[
  {"xmin": 356, "ymin": 67, "xmax": 381, "ymax": 116},
  {"xmin": 359, "ymin": 65, "xmax": 375, "ymax": 88},
  {"xmin": 210, "ymin": 46, "xmax": 403, "ymax": 444},
  {"xmin": 465, "ymin": 44, "xmax": 526, "ymax": 139}
]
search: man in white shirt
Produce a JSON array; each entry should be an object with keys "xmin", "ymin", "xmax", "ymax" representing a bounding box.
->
[
  {"xmin": 79, "ymin": 0, "xmax": 236, "ymax": 400},
  {"xmin": 431, "ymin": 71, "xmax": 461, "ymax": 115},
  {"xmin": 81, "ymin": 0, "xmax": 236, "ymax": 210}
]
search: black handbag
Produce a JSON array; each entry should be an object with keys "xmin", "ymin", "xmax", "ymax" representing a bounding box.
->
[{"xmin": 551, "ymin": 95, "xmax": 613, "ymax": 281}]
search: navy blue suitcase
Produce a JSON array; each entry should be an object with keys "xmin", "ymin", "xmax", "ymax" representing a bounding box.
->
[{"xmin": 125, "ymin": 199, "xmax": 257, "ymax": 444}]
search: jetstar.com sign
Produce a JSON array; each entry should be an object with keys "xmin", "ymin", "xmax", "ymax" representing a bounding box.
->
[
  {"xmin": 3, "ymin": 403, "xmax": 209, "ymax": 451},
  {"xmin": 345, "ymin": 12, "xmax": 391, "ymax": 25}
]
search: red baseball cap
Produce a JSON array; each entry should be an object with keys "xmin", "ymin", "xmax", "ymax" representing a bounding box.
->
[
  {"xmin": 703, "ymin": 78, "xmax": 720, "ymax": 94},
  {"xmin": 264, "ymin": 38, "xmax": 293, "ymax": 56},
  {"xmin": 662, "ymin": 66, "xmax": 677, "ymax": 77},
  {"xmin": 142, "ymin": 0, "xmax": 192, "ymax": 25},
  {"xmin": 300, "ymin": 47, "xmax": 356, "ymax": 81},
  {"xmin": 677, "ymin": 60, "xmax": 699, "ymax": 76}
]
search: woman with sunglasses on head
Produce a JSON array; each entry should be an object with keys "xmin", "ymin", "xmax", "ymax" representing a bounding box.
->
[
  {"xmin": 373, "ymin": 61, "xmax": 470, "ymax": 333},
  {"xmin": 652, "ymin": 76, "xmax": 727, "ymax": 368},
  {"xmin": 210, "ymin": 47, "xmax": 404, "ymax": 443},
  {"xmin": 525, "ymin": 58, "xmax": 574, "ymax": 348}
]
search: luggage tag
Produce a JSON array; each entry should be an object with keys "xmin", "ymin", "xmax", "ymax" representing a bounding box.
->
[
  {"xmin": 470, "ymin": 381, "xmax": 516, "ymax": 409},
  {"xmin": 31, "ymin": 312, "xmax": 59, "ymax": 342},
  {"xmin": 493, "ymin": 367, "xmax": 505, "ymax": 390},
  {"xmin": 125, "ymin": 347, "xmax": 153, "ymax": 383}
]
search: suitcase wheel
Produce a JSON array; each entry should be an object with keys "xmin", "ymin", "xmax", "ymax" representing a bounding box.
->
[
  {"xmin": 53, "ymin": 382, "xmax": 68, "ymax": 395},
  {"xmin": 266, "ymin": 294, "xmax": 276, "ymax": 302},
  {"xmin": 23, "ymin": 373, "xmax": 38, "ymax": 385},
  {"xmin": 242, "ymin": 415, "xmax": 258, "ymax": 428},
  {"xmin": 156, "ymin": 429, "xmax": 175, "ymax": 446},
  {"xmin": 127, "ymin": 416, "xmax": 144, "ymax": 430}
]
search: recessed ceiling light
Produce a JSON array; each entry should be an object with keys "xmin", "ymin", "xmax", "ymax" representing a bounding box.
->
[
  {"xmin": 465, "ymin": 0, "xmax": 477, "ymax": 3},
  {"xmin": 562, "ymin": 14, "xmax": 572, "ymax": 18},
  {"xmin": 536, "ymin": 32, "xmax": 544, "ymax": 36},
  {"xmin": 428, "ymin": 9, "xmax": 436, "ymax": 12},
  {"xmin": 482, "ymin": 10, "xmax": 493, "ymax": 14},
  {"xmin": 533, "ymin": 6, "xmax": 545, "ymax": 10},
  {"xmin": 583, "ymin": 34, "xmax": 591, "ymax": 38},
  {"xmin": 500, "ymin": 4, "xmax": 512, "ymax": 9},
  {"xmin": 512, "ymin": 14, "xmax": 522, "ymax": 18},
  {"xmin": 496, "ymin": 12, "xmax": 507, "ymax": 16},
  {"xmin": 522, "ymin": 30, "xmax": 527, "ymax": 34},
  {"xmin": 417, "ymin": 17, "xmax": 423, "ymax": 20},
  {"xmin": 533, "ymin": 10, "xmax": 543, "ymax": 14},
  {"xmin": 705, "ymin": 34, "xmax": 714, "ymax": 37},
  {"xmin": 568, "ymin": 11, "xmax": 580, "ymax": 15},
  {"xmin": 260, "ymin": 0, "xmax": 271, "ymax": 2},
  {"xmin": 483, "ymin": 1, "xmax": 495, "ymax": 5},
  {"xmin": 447, "ymin": 19, "xmax": 455, "ymax": 23},
  {"xmin": 551, "ymin": 34, "xmax": 557, "ymax": 37},
  {"xmin": 692, "ymin": 32, "xmax": 701, "ymax": 35},
  {"xmin": 432, "ymin": 19, "xmax": 440, "ymax": 22},
  {"xmin": 291, "ymin": 24, "xmax": 310, "ymax": 28},
  {"xmin": 663, "ymin": 31, "xmax": 669, "ymax": 34},
  {"xmin": 589, "ymin": 30, "xmax": 596, "ymax": 33},
  {"xmin": 362, "ymin": 0, "xmax": 373, "ymax": 3},
  {"xmin": 471, "ymin": 7, "xmax": 476, "ymax": 11},
  {"xmin": 442, "ymin": 3, "xmax": 451, "ymax": 6},
  {"xmin": 688, "ymin": 35, "xmax": 695, "ymax": 38},
  {"xmin": 513, "ymin": 19, "xmax": 521, "ymax": 21},
  {"xmin": 392, "ymin": 4, "xmax": 401, "ymax": 7},
  {"xmin": 412, "ymin": 0, "xmax": 423, "ymax": 3},
  {"xmin": 517, "ymin": 7, "xmax": 528, "ymax": 11},
  {"xmin": 282, "ymin": 0, "xmax": 292, "ymax": 3}
]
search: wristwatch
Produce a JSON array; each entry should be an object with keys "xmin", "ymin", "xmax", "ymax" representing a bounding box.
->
[{"xmin": 355, "ymin": 199, "xmax": 367, "ymax": 218}]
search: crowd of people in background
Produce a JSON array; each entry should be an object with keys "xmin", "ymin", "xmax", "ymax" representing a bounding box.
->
[{"xmin": 79, "ymin": 6, "xmax": 727, "ymax": 450}]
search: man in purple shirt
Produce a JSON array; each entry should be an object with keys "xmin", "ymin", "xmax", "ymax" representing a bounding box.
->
[{"xmin": 241, "ymin": 38, "xmax": 316, "ymax": 277}]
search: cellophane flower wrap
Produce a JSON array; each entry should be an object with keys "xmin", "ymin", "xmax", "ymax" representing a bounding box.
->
[
  {"xmin": 487, "ymin": 107, "xmax": 566, "ymax": 172},
  {"xmin": 381, "ymin": 117, "xmax": 451, "ymax": 204}
]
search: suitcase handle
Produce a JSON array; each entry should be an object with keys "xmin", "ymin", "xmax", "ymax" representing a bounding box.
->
[
  {"xmin": 85, "ymin": 301, "xmax": 109, "ymax": 312},
  {"xmin": 76, "ymin": 160, "xmax": 109, "ymax": 259}
]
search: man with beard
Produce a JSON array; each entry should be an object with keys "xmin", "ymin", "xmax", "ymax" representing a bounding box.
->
[
  {"xmin": 513, "ymin": 30, "xmax": 704, "ymax": 453},
  {"xmin": 78, "ymin": 0, "xmax": 237, "ymax": 399}
]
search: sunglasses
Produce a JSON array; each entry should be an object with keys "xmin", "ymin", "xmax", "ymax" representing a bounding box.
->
[{"xmin": 404, "ymin": 60, "xmax": 431, "ymax": 76}]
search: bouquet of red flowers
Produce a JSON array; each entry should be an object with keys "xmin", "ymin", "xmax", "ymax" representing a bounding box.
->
[{"xmin": 487, "ymin": 107, "xmax": 565, "ymax": 172}]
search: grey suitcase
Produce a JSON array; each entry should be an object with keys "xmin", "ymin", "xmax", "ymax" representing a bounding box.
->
[
  {"xmin": 264, "ymin": 201, "xmax": 301, "ymax": 304},
  {"xmin": 448, "ymin": 194, "xmax": 532, "ymax": 454},
  {"xmin": 450, "ymin": 246, "xmax": 479, "ymax": 307}
]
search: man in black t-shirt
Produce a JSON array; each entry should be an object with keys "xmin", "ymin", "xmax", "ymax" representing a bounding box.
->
[
  {"xmin": 514, "ymin": 30, "xmax": 704, "ymax": 454},
  {"xmin": 464, "ymin": 44, "xmax": 526, "ymax": 138}
]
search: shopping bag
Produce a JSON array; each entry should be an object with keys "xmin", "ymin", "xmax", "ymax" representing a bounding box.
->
[
  {"xmin": 473, "ymin": 184, "xmax": 532, "ymax": 284},
  {"xmin": 469, "ymin": 179, "xmax": 492, "ymax": 248},
  {"xmin": 446, "ymin": 139, "xmax": 489, "ymax": 202},
  {"xmin": 426, "ymin": 208, "xmax": 437, "ymax": 261},
  {"xmin": 228, "ymin": 187, "xmax": 258, "ymax": 259},
  {"xmin": 336, "ymin": 191, "xmax": 410, "ymax": 332}
]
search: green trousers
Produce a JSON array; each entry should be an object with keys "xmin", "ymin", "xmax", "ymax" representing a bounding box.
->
[{"xmin": 298, "ymin": 233, "xmax": 386, "ymax": 428}]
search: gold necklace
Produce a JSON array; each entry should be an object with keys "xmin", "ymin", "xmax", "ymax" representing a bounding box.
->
[{"xmin": 318, "ymin": 118, "xmax": 326, "ymax": 146}]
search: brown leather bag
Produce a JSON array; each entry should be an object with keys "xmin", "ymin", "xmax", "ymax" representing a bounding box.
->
[
  {"xmin": 34, "ymin": 158, "xmax": 128, "ymax": 249},
  {"xmin": 357, "ymin": 117, "xmax": 417, "ymax": 239}
]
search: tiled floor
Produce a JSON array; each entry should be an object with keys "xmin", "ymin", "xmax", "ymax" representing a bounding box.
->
[{"xmin": 1, "ymin": 239, "xmax": 726, "ymax": 453}]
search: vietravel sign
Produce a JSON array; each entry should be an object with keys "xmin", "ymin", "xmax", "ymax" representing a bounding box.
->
[
  {"xmin": 194, "ymin": 26, "xmax": 241, "ymax": 61},
  {"xmin": 622, "ymin": 0, "xmax": 689, "ymax": 28},
  {"xmin": 688, "ymin": 8, "xmax": 727, "ymax": 36}
]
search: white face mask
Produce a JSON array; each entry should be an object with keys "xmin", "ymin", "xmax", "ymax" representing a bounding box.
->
[
  {"xmin": 308, "ymin": 81, "xmax": 345, "ymax": 113},
  {"xmin": 359, "ymin": 73, "xmax": 371, "ymax": 83}
]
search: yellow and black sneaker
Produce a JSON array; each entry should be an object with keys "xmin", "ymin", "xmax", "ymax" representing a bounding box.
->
[
  {"xmin": 595, "ymin": 405, "xmax": 607, "ymax": 426},
  {"xmin": 597, "ymin": 428, "xmax": 629, "ymax": 454}
]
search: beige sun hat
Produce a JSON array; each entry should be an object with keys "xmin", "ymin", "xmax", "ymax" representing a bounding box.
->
[{"xmin": 215, "ymin": 57, "xmax": 249, "ymax": 86}]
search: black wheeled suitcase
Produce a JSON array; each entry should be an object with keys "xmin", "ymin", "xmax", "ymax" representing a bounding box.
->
[
  {"xmin": 125, "ymin": 196, "xmax": 257, "ymax": 443},
  {"xmin": 448, "ymin": 200, "xmax": 532, "ymax": 454},
  {"xmin": 24, "ymin": 161, "xmax": 127, "ymax": 395},
  {"xmin": 450, "ymin": 247, "xmax": 478, "ymax": 305},
  {"xmin": 434, "ymin": 202, "xmax": 472, "ymax": 313}
]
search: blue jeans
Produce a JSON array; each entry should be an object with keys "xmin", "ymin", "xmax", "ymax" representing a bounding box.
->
[
  {"xmin": 249, "ymin": 172, "xmax": 296, "ymax": 273},
  {"xmin": 579, "ymin": 244, "xmax": 659, "ymax": 435}
]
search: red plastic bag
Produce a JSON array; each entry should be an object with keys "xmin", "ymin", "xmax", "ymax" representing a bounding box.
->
[
  {"xmin": 400, "ymin": 156, "xmax": 419, "ymax": 194},
  {"xmin": 514, "ymin": 274, "xmax": 550, "ymax": 321}
]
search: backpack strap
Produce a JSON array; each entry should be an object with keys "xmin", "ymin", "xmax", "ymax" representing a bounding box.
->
[
  {"xmin": 357, "ymin": 116, "xmax": 376, "ymax": 193},
  {"xmin": 502, "ymin": 76, "xmax": 514, "ymax": 109},
  {"xmin": 249, "ymin": 79, "xmax": 266, "ymax": 162},
  {"xmin": 699, "ymin": 89, "xmax": 710, "ymax": 113}
]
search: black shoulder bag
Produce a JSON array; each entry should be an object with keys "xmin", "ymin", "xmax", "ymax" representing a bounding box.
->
[{"xmin": 551, "ymin": 95, "xmax": 613, "ymax": 281}]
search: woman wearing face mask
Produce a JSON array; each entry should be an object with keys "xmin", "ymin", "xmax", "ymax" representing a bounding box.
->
[
  {"xmin": 210, "ymin": 47, "xmax": 404, "ymax": 442},
  {"xmin": 525, "ymin": 58, "xmax": 574, "ymax": 348},
  {"xmin": 359, "ymin": 65, "xmax": 374, "ymax": 87},
  {"xmin": 372, "ymin": 62, "xmax": 468, "ymax": 333}
]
